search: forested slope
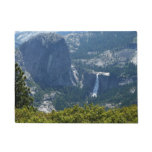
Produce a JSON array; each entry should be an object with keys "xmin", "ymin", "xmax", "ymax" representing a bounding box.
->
[{"xmin": 15, "ymin": 104, "xmax": 138, "ymax": 123}]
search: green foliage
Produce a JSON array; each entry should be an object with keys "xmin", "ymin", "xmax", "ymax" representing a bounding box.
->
[
  {"xmin": 90, "ymin": 82, "xmax": 137, "ymax": 107},
  {"xmin": 15, "ymin": 104, "xmax": 138, "ymax": 123},
  {"xmin": 51, "ymin": 62, "xmax": 137, "ymax": 110},
  {"xmin": 15, "ymin": 63, "xmax": 33, "ymax": 108},
  {"xmin": 53, "ymin": 86, "xmax": 88, "ymax": 110},
  {"xmin": 105, "ymin": 63, "xmax": 137, "ymax": 79}
]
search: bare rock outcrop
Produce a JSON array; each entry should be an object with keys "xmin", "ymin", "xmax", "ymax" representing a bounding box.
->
[{"xmin": 20, "ymin": 32, "xmax": 75, "ymax": 88}]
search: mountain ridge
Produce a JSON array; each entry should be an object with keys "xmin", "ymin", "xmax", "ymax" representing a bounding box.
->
[{"xmin": 15, "ymin": 31, "xmax": 137, "ymax": 112}]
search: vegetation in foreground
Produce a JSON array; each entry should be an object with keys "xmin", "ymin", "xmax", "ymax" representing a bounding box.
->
[
  {"xmin": 15, "ymin": 104, "xmax": 138, "ymax": 123},
  {"xmin": 15, "ymin": 63, "xmax": 138, "ymax": 123}
]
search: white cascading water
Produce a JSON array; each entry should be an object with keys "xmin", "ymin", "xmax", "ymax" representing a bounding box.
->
[
  {"xmin": 92, "ymin": 73, "xmax": 99, "ymax": 97},
  {"xmin": 91, "ymin": 72, "xmax": 110, "ymax": 97}
]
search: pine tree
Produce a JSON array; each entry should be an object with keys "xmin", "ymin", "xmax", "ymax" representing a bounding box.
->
[{"xmin": 15, "ymin": 63, "xmax": 33, "ymax": 108}]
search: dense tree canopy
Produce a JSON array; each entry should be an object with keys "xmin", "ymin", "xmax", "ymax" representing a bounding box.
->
[
  {"xmin": 15, "ymin": 104, "xmax": 138, "ymax": 123},
  {"xmin": 15, "ymin": 63, "xmax": 33, "ymax": 108}
]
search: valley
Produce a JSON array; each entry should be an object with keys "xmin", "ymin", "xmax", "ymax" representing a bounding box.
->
[{"xmin": 15, "ymin": 31, "xmax": 137, "ymax": 113}]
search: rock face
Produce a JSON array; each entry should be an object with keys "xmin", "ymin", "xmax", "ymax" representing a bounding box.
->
[
  {"xmin": 19, "ymin": 32, "xmax": 74, "ymax": 88},
  {"xmin": 83, "ymin": 72, "xmax": 119, "ymax": 96},
  {"xmin": 98, "ymin": 75, "xmax": 119, "ymax": 93}
]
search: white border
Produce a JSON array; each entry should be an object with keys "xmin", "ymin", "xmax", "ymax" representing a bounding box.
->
[{"xmin": 0, "ymin": 0, "xmax": 152, "ymax": 152}]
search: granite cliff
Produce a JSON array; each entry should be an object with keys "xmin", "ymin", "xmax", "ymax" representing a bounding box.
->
[{"xmin": 19, "ymin": 32, "xmax": 75, "ymax": 89}]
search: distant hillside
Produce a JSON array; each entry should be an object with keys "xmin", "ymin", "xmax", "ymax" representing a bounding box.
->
[
  {"xmin": 15, "ymin": 31, "xmax": 137, "ymax": 112},
  {"xmin": 65, "ymin": 31, "xmax": 137, "ymax": 59}
]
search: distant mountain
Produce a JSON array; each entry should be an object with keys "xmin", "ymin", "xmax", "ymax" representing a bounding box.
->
[
  {"xmin": 15, "ymin": 31, "xmax": 137, "ymax": 112},
  {"xmin": 65, "ymin": 31, "xmax": 137, "ymax": 69},
  {"xmin": 19, "ymin": 32, "xmax": 75, "ymax": 89},
  {"xmin": 15, "ymin": 31, "xmax": 80, "ymax": 48},
  {"xmin": 15, "ymin": 31, "xmax": 53, "ymax": 48},
  {"xmin": 65, "ymin": 31, "xmax": 137, "ymax": 54},
  {"xmin": 62, "ymin": 31, "xmax": 137, "ymax": 109}
]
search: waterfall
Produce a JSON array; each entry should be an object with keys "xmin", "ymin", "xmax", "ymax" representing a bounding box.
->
[
  {"xmin": 91, "ymin": 72, "xmax": 110, "ymax": 97},
  {"xmin": 92, "ymin": 73, "xmax": 99, "ymax": 97}
]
